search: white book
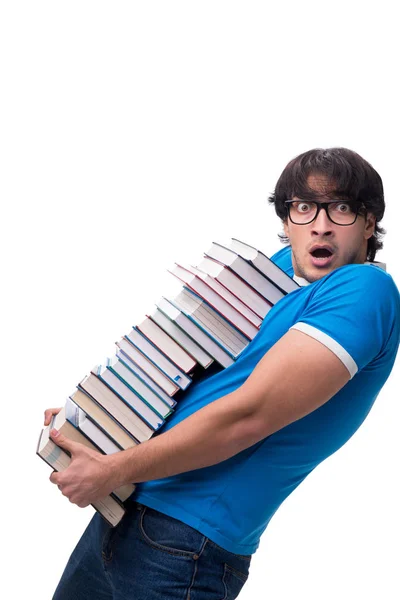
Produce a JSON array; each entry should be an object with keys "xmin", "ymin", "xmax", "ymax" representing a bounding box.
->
[
  {"xmin": 205, "ymin": 242, "xmax": 285, "ymax": 304},
  {"xmin": 229, "ymin": 238, "xmax": 299, "ymax": 294},
  {"xmin": 137, "ymin": 316, "xmax": 197, "ymax": 373},
  {"xmin": 196, "ymin": 256, "xmax": 272, "ymax": 318},
  {"xmin": 170, "ymin": 264, "xmax": 259, "ymax": 339},
  {"xmin": 185, "ymin": 264, "xmax": 262, "ymax": 327},
  {"xmin": 172, "ymin": 288, "xmax": 248, "ymax": 357},
  {"xmin": 150, "ymin": 308, "xmax": 214, "ymax": 369},
  {"xmin": 157, "ymin": 297, "xmax": 234, "ymax": 368}
]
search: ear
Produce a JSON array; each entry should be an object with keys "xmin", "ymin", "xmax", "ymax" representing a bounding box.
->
[
  {"xmin": 283, "ymin": 219, "xmax": 290, "ymax": 240},
  {"xmin": 364, "ymin": 213, "xmax": 376, "ymax": 240}
]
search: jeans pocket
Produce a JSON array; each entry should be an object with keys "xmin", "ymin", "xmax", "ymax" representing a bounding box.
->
[
  {"xmin": 222, "ymin": 563, "xmax": 249, "ymax": 600},
  {"xmin": 138, "ymin": 506, "xmax": 206, "ymax": 557}
]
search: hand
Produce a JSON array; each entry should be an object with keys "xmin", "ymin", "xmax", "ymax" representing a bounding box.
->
[
  {"xmin": 49, "ymin": 429, "xmax": 119, "ymax": 508},
  {"xmin": 44, "ymin": 407, "xmax": 62, "ymax": 426}
]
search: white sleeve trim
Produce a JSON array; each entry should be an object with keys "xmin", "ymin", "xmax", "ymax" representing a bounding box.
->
[{"xmin": 290, "ymin": 322, "xmax": 358, "ymax": 379}]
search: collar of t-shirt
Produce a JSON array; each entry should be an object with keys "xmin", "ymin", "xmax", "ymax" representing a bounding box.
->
[{"xmin": 293, "ymin": 261, "xmax": 387, "ymax": 287}]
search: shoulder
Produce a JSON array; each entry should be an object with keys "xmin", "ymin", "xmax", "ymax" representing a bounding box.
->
[
  {"xmin": 314, "ymin": 264, "xmax": 399, "ymax": 302},
  {"xmin": 295, "ymin": 264, "xmax": 399, "ymax": 373},
  {"xmin": 305, "ymin": 264, "xmax": 400, "ymax": 341}
]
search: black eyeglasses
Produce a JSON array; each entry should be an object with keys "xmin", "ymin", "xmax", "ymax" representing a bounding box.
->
[{"xmin": 285, "ymin": 200, "xmax": 365, "ymax": 226}]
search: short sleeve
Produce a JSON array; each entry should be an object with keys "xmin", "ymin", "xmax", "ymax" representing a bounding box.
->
[{"xmin": 290, "ymin": 265, "xmax": 400, "ymax": 378}]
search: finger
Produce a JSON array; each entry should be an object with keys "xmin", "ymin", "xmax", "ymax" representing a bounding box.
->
[
  {"xmin": 50, "ymin": 471, "xmax": 61, "ymax": 485},
  {"xmin": 50, "ymin": 429, "xmax": 79, "ymax": 455},
  {"xmin": 44, "ymin": 408, "xmax": 61, "ymax": 426}
]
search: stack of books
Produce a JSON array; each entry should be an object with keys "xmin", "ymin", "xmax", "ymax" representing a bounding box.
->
[{"xmin": 37, "ymin": 238, "xmax": 298, "ymax": 525}]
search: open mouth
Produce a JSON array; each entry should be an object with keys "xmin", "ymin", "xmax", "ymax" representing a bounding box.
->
[
  {"xmin": 309, "ymin": 247, "xmax": 335, "ymax": 267},
  {"xmin": 310, "ymin": 248, "xmax": 333, "ymax": 259}
]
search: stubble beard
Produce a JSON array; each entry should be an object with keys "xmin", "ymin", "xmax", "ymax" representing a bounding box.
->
[{"xmin": 292, "ymin": 246, "xmax": 365, "ymax": 283}]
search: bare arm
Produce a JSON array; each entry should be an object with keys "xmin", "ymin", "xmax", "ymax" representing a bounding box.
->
[
  {"xmin": 110, "ymin": 328, "xmax": 350, "ymax": 485},
  {"xmin": 50, "ymin": 329, "xmax": 350, "ymax": 505}
]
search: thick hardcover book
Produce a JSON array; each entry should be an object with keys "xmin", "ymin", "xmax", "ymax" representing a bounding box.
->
[
  {"xmin": 106, "ymin": 356, "xmax": 173, "ymax": 420},
  {"xmin": 96, "ymin": 363, "xmax": 165, "ymax": 431},
  {"xmin": 196, "ymin": 256, "xmax": 272, "ymax": 318},
  {"xmin": 170, "ymin": 264, "xmax": 259, "ymax": 339},
  {"xmin": 137, "ymin": 316, "xmax": 198, "ymax": 373},
  {"xmin": 65, "ymin": 397, "xmax": 122, "ymax": 454},
  {"xmin": 229, "ymin": 238, "xmax": 299, "ymax": 295},
  {"xmin": 71, "ymin": 388, "xmax": 138, "ymax": 450},
  {"xmin": 157, "ymin": 297, "xmax": 234, "ymax": 368},
  {"xmin": 172, "ymin": 288, "xmax": 248, "ymax": 358},
  {"xmin": 184, "ymin": 264, "xmax": 262, "ymax": 327},
  {"xmin": 116, "ymin": 337, "xmax": 181, "ymax": 397},
  {"xmin": 150, "ymin": 308, "xmax": 214, "ymax": 369},
  {"xmin": 115, "ymin": 348, "xmax": 177, "ymax": 408},
  {"xmin": 79, "ymin": 372, "xmax": 155, "ymax": 443},
  {"xmin": 52, "ymin": 408, "xmax": 135, "ymax": 502},
  {"xmin": 37, "ymin": 426, "xmax": 126, "ymax": 527},
  {"xmin": 125, "ymin": 327, "xmax": 192, "ymax": 390},
  {"xmin": 205, "ymin": 242, "xmax": 285, "ymax": 305}
]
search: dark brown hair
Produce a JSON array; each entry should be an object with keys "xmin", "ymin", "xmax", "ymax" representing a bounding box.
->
[{"xmin": 268, "ymin": 148, "xmax": 385, "ymax": 261}]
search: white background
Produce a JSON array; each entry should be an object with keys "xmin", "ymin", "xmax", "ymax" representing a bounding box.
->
[{"xmin": 1, "ymin": 2, "xmax": 399, "ymax": 598}]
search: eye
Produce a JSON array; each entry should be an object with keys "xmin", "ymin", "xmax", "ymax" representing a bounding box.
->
[
  {"xmin": 332, "ymin": 202, "xmax": 351, "ymax": 213},
  {"xmin": 293, "ymin": 201, "xmax": 313, "ymax": 213}
]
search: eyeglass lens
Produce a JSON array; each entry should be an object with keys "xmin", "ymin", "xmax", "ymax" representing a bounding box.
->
[{"xmin": 289, "ymin": 201, "xmax": 358, "ymax": 225}]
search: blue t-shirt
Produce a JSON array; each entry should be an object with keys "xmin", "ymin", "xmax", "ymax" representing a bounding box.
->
[{"xmin": 135, "ymin": 247, "xmax": 400, "ymax": 555}]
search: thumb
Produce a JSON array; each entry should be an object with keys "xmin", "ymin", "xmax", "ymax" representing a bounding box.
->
[{"xmin": 50, "ymin": 429, "xmax": 79, "ymax": 455}]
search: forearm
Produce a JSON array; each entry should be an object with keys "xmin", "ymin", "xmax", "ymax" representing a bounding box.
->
[{"xmin": 110, "ymin": 389, "xmax": 260, "ymax": 488}]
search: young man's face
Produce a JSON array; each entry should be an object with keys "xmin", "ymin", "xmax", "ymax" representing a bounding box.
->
[{"xmin": 283, "ymin": 174, "xmax": 376, "ymax": 283}]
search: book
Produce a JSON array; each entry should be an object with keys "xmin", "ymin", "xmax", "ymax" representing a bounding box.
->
[
  {"xmin": 53, "ymin": 407, "xmax": 135, "ymax": 502},
  {"xmin": 96, "ymin": 362, "xmax": 165, "ymax": 431},
  {"xmin": 137, "ymin": 316, "xmax": 198, "ymax": 373},
  {"xmin": 116, "ymin": 338, "xmax": 181, "ymax": 397},
  {"xmin": 125, "ymin": 327, "xmax": 192, "ymax": 390},
  {"xmin": 39, "ymin": 237, "xmax": 298, "ymax": 523},
  {"xmin": 170, "ymin": 264, "xmax": 259, "ymax": 339},
  {"xmin": 37, "ymin": 425, "xmax": 125, "ymax": 527},
  {"xmin": 107, "ymin": 355, "xmax": 173, "ymax": 419},
  {"xmin": 70, "ymin": 388, "xmax": 138, "ymax": 450},
  {"xmin": 116, "ymin": 348, "xmax": 177, "ymax": 408},
  {"xmin": 65, "ymin": 397, "xmax": 122, "ymax": 455},
  {"xmin": 157, "ymin": 297, "xmax": 234, "ymax": 368},
  {"xmin": 184, "ymin": 264, "xmax": 262, "ymax": 328},
  {"xmin": 196, "ymin": 256, "xmax": 272, "ymax": 318},
  {"xmin": 171, "ymin": 288, "xmax": 248, "ymax": 358},
  {"xmin": 149, "ymin": 308, "xmax": 214, "ymax": 369},
  {"xmin": 229, "ymin": 238, "xmax": 299, "ymax": 294},
  {"xmin": 205, "ymin": 242, "xmax": 285, "ymax": 305},
  {"xmin": 79, "ymin": 371, "xmax": 155, "ymax": 443}
]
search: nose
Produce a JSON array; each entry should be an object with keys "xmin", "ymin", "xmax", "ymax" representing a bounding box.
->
[{"xmin": 311, "ymin": 205, "xmax": 333, "ymax": 236}]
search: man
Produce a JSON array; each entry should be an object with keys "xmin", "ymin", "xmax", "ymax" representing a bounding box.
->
[{"xmin": 46, "ymin": 148, "xmax": 399, "ymax": 599}]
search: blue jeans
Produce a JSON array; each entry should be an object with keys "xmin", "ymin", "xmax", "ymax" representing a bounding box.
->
[{"xmin": 53, "ymin": 499, "xmax": 252, "ymax": 599}]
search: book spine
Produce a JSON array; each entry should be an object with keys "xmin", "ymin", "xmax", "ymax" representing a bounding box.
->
[
  {"xmin": 116, "ymin": 349, "xmax": 177, "ymax": 408},
  {"xmin": 126, "ymin": 329, "xmax": 192, "ymax": 390},
  {"xmin": 108, "ymin": 364, "xmax": 168, "ymax": 421},
  {"xmin": 77, "ymin": 384, "xmax": 142, "ymax": 444}
]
